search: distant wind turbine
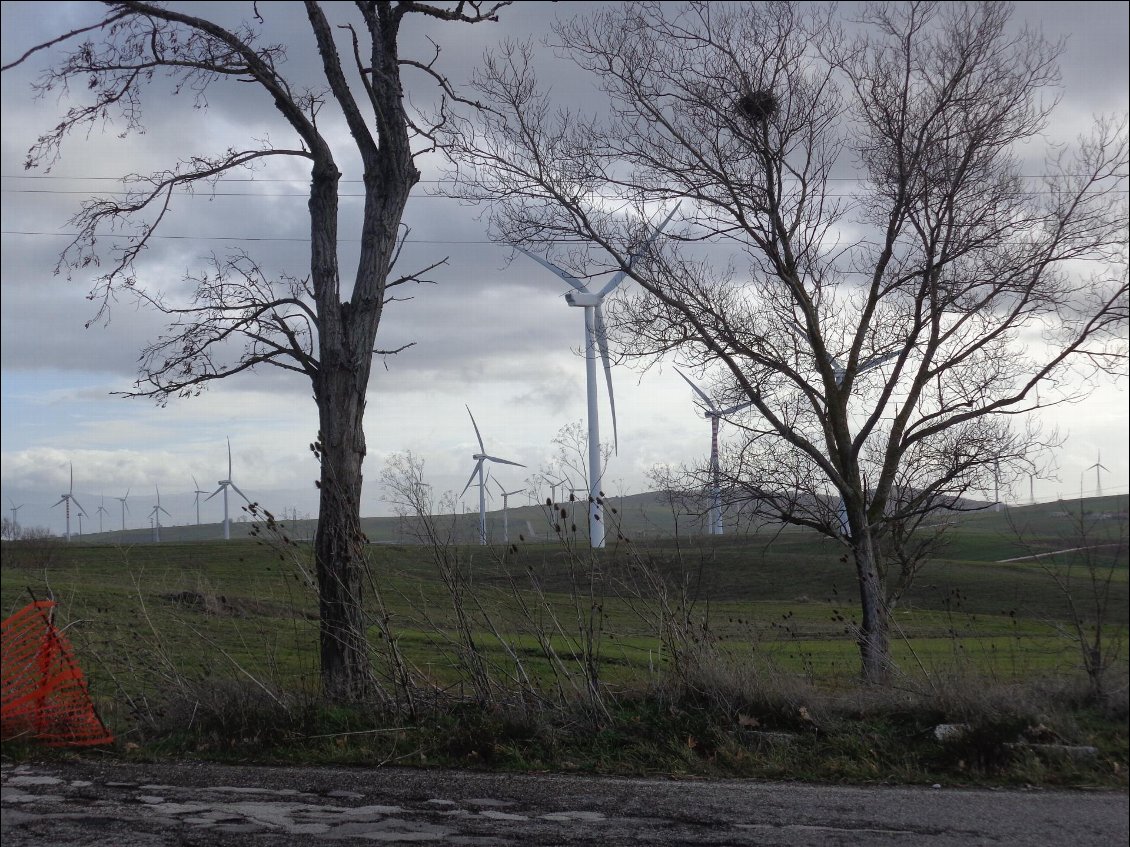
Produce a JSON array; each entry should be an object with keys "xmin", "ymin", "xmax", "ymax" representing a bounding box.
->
[
  {"xmin": 95, "ymin": 495, "xmax": 110, "ymax": 534},
  {"xmin": 115, "ymin": 489, "xmax": 131, "ymax": 532},
  {"xmin": 1086, "ymin": 452, "xmax": 1110, "ymax": 497},
  {"xmin": 674, "ymin": 367, "xmax": 755, "ymax": 535},
  {"xmin": 205, "ymin": 438, "xmax": 251, "ymax": 540},
  {"xmin": 52, "ymin": 463, "xmax": 87, "ymax": 542},
  {"xmin": 192, "ymin": 475, "xmax": 209, "ymax": 525},
  {"xmin": 148, "ymin": 486, "xmax": 171, "ymax": 543},
  {"xmin": 787, "ymin": 328, "xmax": 904, "ymax": 536},
  {"xmin": 518, "ymin": 204, "xmax": 679, "ymax": 547},
  {"xmin": 8, "ymin": 499, "xmax": 23, "ymax": 536},
  {"xmin": 543, "ymin": 474, "xmax": 567, "ymax": 505},
  {"xmin": 789, "ymin": 322, "xmax": 901, "ymax": 388},
  {"xmin": 494, "ymin": 479, "xmax": 526, "ymax": 545},
  {"xmin": 461, "ymin": 406, "xmax": 526, "ymax": 546}
]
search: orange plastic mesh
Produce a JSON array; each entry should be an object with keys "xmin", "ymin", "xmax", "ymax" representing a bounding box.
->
[{"xmin": 1, "ymin": 600, "xmax": 113, "ymax": 747}]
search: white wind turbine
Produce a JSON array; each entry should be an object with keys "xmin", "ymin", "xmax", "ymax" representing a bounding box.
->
[
  {"xmin": 461, "ymin": 406, "xmax": 526, "ymax": 546},
  {"xmin": 518, "ymin": 205, "xmax": 679, "ymax": 548},
  {"xmin": 494, "ymin": 478, "xmax": 526, "ymax": 545},
  {"xmin": 543, "ymin": 474, "xmax": 567, "ymax": 505},
  {"xmin": 790, "ymin": 324, "xmax": 903, "ymax": 536},
  {"xmin": 115, "ymin": 489, "xmax": 131, "ymax": 532},
  {"xmin": 192, "ymin": 475, "xmax": 209, "ymax": 526},
  {"xmin": 95, "ymin": 495, "xmax": 110, "ymax": 534},
  {"xmin": 8, "ymin": 499, "xmax": 23, "ymax": 536},
  {"xmin": 674, "ymin": 367, "xmax": 755, "ymax": 535},
  {"xmin": 1086, "ymin": 452, "xmax": 1110, "ymax": 498},
  {"xmin": 206, "ymin": 438, "xmax": 251, "ymax": 540},
  {"xmin": 148, "ymin": 486, "xmax": 171, "ymax": 542},
  {"xmin": 52, "ymin": 463, "xmax": 87, "ymax": 542}
]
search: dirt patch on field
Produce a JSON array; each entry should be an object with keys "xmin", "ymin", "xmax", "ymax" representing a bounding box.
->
[{"xmin": 160, "ymin": 590, "xmax": 313, "ymax": 620}]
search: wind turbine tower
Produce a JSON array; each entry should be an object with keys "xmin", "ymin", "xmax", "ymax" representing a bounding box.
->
[
  {"xmin": 52, "ymin": 463, "xmax": 88, "ymax": 542},
  {"xmin": 192, "ymin": 475, "xmax": 209, "ymax": 525},
  {"xmin": 205, "ymin": 438, "xmax": 251, "ymax": 540},
  {"xmin": 95, "ymin": 495, "xmax": 110, "ymax": 534},
  {"xmin": 494, "ymin": 479, "xmax": 526, "ymax": 545},
  {"xmin": 674, "ymin": 368, "xmax": 755, "ymax": 535},
  {"xmin": 518, "ymin": 205, "xmax": 678, "ymax": 547},
  {"xmin": 8, "ymin": 500, "xmax": 23, "ymax": 537},
  {"xmin": 115, "ymin": 489, "xmax": 131, "ymax": 532},
  {"xmin": 1086, "ymin": 452, "xmax": 1110, "ymax": 498},
  {"xmin": 461, "ymin": 406, "xmax": 525, "ymax": 545},
  {"xmin": 148, "ymin": 487, "xmax": 172, "ymax": 542}
]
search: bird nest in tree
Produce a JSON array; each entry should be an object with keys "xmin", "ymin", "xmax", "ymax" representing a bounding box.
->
[{"xmin": 737, "ymin": 89, "xmax": 779, "ymax": 123}]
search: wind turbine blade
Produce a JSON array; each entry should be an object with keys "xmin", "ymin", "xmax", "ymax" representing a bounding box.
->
[
  {"xmin": 673, "ymin": 367, "xmax": 719, "ymax": 412},
  {"xmin": 859, "ymin": 350, "xmax": 900, "ymax": 371},
  {"xmin": 71, "ymin": 497, "xmax": 88, "ymax": 516},
  {"xmin": 204, "ymin": 486, "xmax": 224, "ymax": 502},
  {"xmin": 124, "ymin": 488, "xmax": 130, "ymax": 499},
  {"xmin": 461, "ymin": 460, "xmax": 484, "ymax": 497},
  {"xmin": 159, "ymin": 506, "xmax": 171, "ymax": 516},
  {"xmin": 594, "ymin": 307, "xmax": 619, "ymax": 453},
  {"xmin": 192, "ymin": 475, "xmax": 200, "ymax": 491},
  {"xmin": 494, "ymin": 477, "xmax": 506, "ymax": 495},
  {"xmin": 52, "ymin": 497, "xmax": 65, "ymax": 508},
  {"xmin": 465, "ymin": 405, "xmax": 485, "ymax": 453},
  {"xmin": 483, "ymin": 455, "xmax": 526, "ymax": 468},
  {"xmin": 516, "ymin": 247, "xmax": 588, "ymax": 293},
  {"xmin": 227, "ymin": 438, "xmax": 233, "ymax": 478},
  {"xmin": 597, "ymin": 202, "xmax": 680, "ymax": 298},
  {"xmin": 718, "ymin": 400, "xmax": 756, "ymax": 416},
  {"xmin": 229, "ymin": 482, "xmax": 251, "ymax": 503}
]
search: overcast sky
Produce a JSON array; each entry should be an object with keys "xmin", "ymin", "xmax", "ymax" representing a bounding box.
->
[{"xmin": 1, "ymin": 1, "xmax": 1127, "ymax": 537}]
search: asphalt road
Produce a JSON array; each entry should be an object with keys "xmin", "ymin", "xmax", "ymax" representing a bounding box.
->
[{"xmin": 3, "ymin": 759, "xmax": 1126, "ymax": 846}]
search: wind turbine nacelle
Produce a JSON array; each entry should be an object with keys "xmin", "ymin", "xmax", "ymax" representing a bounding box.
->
[{"xmin": 564, "ymin": 291, "xmax": 602, "ymax": 308}]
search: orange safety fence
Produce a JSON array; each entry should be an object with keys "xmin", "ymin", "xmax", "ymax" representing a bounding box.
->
[{"xmin": 1, "ymin": 600, "xmax": 113, "ymax": 747}]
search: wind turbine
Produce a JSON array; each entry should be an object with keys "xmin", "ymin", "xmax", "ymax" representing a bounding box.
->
[
  {"xmin": 674, "ymin": 367, "xmax": 755, "ymax": 535},
  {"xmin": 1086, "ymin": 452, "xmax": 1110, "ymax": 498},
  {"xmin": 542, "ymin": 474, "xmax": 567, "ymax": 505},
  {"xmin": 8, "ymin": 499, "xmax": 23, "ymax": 536},
  {"xmin": 461, "ymin": 406, "xmax": 526, "ymax": 546},
  {"xmin": 788, "ymin": 327, "xmax": 904, "ymax": 537},
  {"xmin": 192, "ymin": 475, "xmax": 209, "ymax": 525},
  {"xmin": 148, "ymin": 486, "xmax": 171, "ymax": 543},
  {"xmin": 205, "ymin": 438, "xmax": 251, "ymax": 540},
  {"xmin": 95, "ymin": 495, "xmax": 110, "ymax": 534},
  {"xmin": 115, "ymin": 489, "xmax": 130, "ymax": 532},
  {"xmin": 518, "ymin": 204, "xmax": 679, "ymax": 547},
  {"xmin": 52, "ymin": 463, "xmax": 87, "ymax": 542},
  {"xmin": 494, "ymin": 479, "xmax": 526, "ymax": 545}
]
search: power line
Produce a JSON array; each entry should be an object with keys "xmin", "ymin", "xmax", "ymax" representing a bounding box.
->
[
  {"xmin": 0, "ymin": 229, "xmax": 502, "ymax": 244},
  {"xmin": 6, "ymin": 172, "xmax": 1124, "ymax": 183},
  {"xmin": 4, "ymin": 228, "xmax": 1122, "ymax": 250},
  {"xmin": 8, "ymin": 186, "xmax": 1122, "ymax": 200}
]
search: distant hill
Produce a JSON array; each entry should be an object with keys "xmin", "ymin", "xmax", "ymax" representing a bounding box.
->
[{"xmin": 29, "ymin": 491, "xmax": 1127, "ymax": 549}]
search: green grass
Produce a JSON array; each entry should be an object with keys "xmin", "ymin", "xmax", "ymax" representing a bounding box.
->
[{"xmin": 2, "ymin": 501, "xmax": 1127, "ymax": 786}]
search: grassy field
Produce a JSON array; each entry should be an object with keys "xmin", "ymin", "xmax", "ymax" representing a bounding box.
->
[{"xmin": 2, "ymin": 495, "xmax": 1127, "ymax": 785}]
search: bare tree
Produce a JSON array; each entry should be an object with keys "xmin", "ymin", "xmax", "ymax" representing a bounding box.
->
[
  {"xmin": 4, "ymin": 0, "xmax": 509, "ymax": 702},
  {"xmin": 443, "ymin": 1, "xmax": 1128, "ymax": 683}
]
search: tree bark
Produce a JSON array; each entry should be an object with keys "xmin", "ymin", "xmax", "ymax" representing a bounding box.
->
[
  {"xmin": 314, "ymin": 362, "xmax": 373, "ymax": 703},
  {"xmin": 853, "ymin": 533, "xmax": 891, "ymax": 685}
]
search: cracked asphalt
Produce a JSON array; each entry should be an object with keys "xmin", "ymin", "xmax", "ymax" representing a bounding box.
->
[{"xmin": 2, "ymin": 759, "xmax": 1126, "ymax": 845}]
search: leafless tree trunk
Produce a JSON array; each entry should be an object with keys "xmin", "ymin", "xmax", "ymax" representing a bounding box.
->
[
  {"xmin": 443, "ymin": 1, "xmax": 1128, "ymax": 683},
  {"xmin": 5, "ymin": 0, "xmax": 510, "ymax": 702}
]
